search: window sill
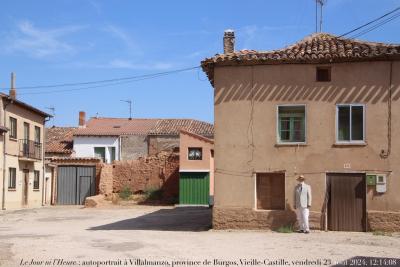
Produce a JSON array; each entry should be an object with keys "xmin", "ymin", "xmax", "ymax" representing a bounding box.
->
[
  {"xmin": 33, "ymin": 189, "xmax": 40, "ymax": 191},
  {"xmin": 254, "ymin": 208, "xmax": 285, "ymax": 212},
  {"xmin": 332, "ymin": 142, "xmax": 367, "ymax": 147},
  {"xmin": 8, "ymin": 188, "xmax": 16, "ymax": 191},
  {"xmin": 275, "ymin": 143, "xmax": 307, "ymax": 147},
  {"xmin": 9, "ymin": 137, "xmax": 17, "ymax": 142}
]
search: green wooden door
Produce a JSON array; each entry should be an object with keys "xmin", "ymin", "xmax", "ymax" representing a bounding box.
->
[{"xmin": 179, "ymin": 172, "xmax": 210, "ymax": 205}]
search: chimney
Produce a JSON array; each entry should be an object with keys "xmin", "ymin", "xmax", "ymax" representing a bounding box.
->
[
  {"xmin": 9, "ymin": 72, "xmax": 16, "ymax": 100},
  {"xmin": 78, "ymin": 111, "xmax": 86, "ymax": 128},
  {"xmin": 223, "ymin": 29, "xmax": 235, "ymax": 54}
]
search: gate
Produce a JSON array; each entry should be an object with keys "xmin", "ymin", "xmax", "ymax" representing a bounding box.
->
[
  {"xmin": 179, "ymin": 172, "xmax": 210, "ymax": 205},
  {"xmin": 327, "ymin": 173, "xmax": 366, "ymax": 231},
  {"xmin": 57, "ymin": 166, "xmax": 96, "ymax": 205}
]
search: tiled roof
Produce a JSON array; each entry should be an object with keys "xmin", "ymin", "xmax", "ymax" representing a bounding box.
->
[
  {"xmin": 74, "ymin": 118, "xmax": 158, "ymax": 136},
  {"xmin": 0, "ymin": 93, "xmax": 52, "ymax": 117},
  {"xmin": 45, "ymin": 127, "xmax": 76, "ymax": 154},
  {"xmin": 180, "ymin": 129, "xmax": 214, "ymax": 144},
  {"xmin": 149, "ymin": 119, "xmax": 214, "ymax": 136},
  {"xmin": 201, "ymin": 33, "xmax": 400, "ymax": 85},
  {"xmin": 73, "ymin": 118, "xmax": 214, "ymax": 137}
]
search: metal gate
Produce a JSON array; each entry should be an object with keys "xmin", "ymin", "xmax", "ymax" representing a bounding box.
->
[
  {"xmin": 327, "ymin": 173, "xmax": 366, "ymax": 231},
  {"xmin": 179, "ymin": 172, "xmax": 209, "ymax": 205},
  {"xmin": 57, "ymin": 166, "xmax": 96, "ymax": 205}
]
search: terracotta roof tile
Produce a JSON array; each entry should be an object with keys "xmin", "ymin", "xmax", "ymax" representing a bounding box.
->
[
  {"xmin": 149, "ymin": 119, "xmax": 214, "ymax": 136},
  {"xmin": 45, "ymin": 127, "xmax": 76, "ymax": 154},
  {"xmin": 201, "ymin": 33, "xmax": 400, "ymax": 85}
]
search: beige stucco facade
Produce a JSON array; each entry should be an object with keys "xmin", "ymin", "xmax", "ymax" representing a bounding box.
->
[
  {"xmin": 1, "ymin": 97, "xmax": 49, "ymax": 210},
  {"xmin": 212, "ymin": 60, "xmax": 400, "ymax": 230}
]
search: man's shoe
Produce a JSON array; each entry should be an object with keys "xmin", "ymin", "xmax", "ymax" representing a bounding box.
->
[
  {"xmin": 304, "ymin": 230, "xmax": 310, "ymax": 234},
  {"xmin": 297, "ymin": 230, "xmax": 304, "ymax": 233}
]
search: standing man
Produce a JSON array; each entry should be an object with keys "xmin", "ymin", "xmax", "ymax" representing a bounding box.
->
[{"xmin": 294, "ymin": 175, "xmax": 312, "ymax": 234}]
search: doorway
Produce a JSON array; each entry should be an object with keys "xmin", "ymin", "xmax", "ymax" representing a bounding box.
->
[
  {"xmin": 327, "ymin": 173, "xmax": 366, "ymax": 231},
  {"xmin": 22, "ymin": 169, "xmax": 29, "ymax": 206}
]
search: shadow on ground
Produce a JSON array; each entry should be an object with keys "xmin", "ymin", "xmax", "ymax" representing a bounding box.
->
[{"xmin": 88, "ymin": 207, "xmax": 212, "ymax": 232}]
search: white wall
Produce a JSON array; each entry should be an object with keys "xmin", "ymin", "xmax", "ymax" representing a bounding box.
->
[{"xmin": 73, "ymin": 136, "xmax": 119, "ymax": 163}]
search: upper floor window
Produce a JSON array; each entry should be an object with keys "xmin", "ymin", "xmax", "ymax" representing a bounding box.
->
[
  {"xmin": 316, "ymin": 67, "xmax": 331, "ymax": 82},
  {"xmin": 188, "ymin": 147, "xmax": 202, "ymax": 160},
  {"xmin": 34, "ymin": 126, "xmax": 41, "ymax": 143},
  {"xmin": 337, "ymin": 104, "xmax": 365, "ymax": 143},
  {"xmin": 9, "ymin": 117, "xmax": 17, "ymax": 139},
  {"xmin": 277, "ymin": 105, "xmax": 306, "ymax": 143}
]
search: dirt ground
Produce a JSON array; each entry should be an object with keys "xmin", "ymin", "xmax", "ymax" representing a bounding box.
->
[{"xmin": 1, "ymin": 206, "xmax": 400, "ymax": 267}]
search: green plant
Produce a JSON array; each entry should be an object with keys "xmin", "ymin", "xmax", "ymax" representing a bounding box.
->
[
  {"xmin": 119, "ymin": 186, "xmax": 133, "ymax": 200},
  {"xmin": 372, "ymin": 230, "xmax": 392, "ymax": 236},
  {"xmin": 276, "ymin": 225, "xmax": 294, "ymax": 233},
  {"xmin": 144, "ymin": 187, "xmax": 163, "ymax": 200}
]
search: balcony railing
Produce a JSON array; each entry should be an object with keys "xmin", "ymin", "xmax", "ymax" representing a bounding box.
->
[{"xmin": 19, "ymin": 139, "xmax": 42, "ymax": 160}]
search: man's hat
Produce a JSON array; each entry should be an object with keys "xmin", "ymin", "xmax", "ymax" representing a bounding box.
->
[{"xmin": 296, "ymin": 175, "xmax": 305, "ymax": 181}]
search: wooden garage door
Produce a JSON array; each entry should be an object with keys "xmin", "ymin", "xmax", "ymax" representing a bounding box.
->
[{"xmin": 328, "ymin": 173, "xmax": 366, "ymax": 231}]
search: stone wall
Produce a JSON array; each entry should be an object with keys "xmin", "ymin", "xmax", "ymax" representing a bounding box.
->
[
  {"xmin": 367, "ymin": 211, "xmax": 400, "ymax": 232},
  {"xmin": 212, "ymin": 206, "xmax": 322, "ymax": 230},
  {"xmin": 120, "ymin": 135, "xmax": 148, "ymax": 160},
  {"xmin": 148, "ymin": 135, "xmax": 180, "ymax": 155},
  {"xmin": 99, "ymin": 151, "xmax": 179, "ymax": 202}
]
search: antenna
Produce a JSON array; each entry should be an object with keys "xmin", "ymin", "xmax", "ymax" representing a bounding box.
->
[
  {"xmin": 316, "ymin": 0, "xmax": 326, "ymax": 32},
  {"xmin": 120, "ymin": 99, "xmax": 132, "ymax": 120},
  {"xmin": 45, "ymin": 106, "xmax": 55, "ymax": 126}
]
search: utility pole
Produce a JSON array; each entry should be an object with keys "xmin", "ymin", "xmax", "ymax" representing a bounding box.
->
[
  {"xmin": 120, "ymin": 100, "xmax": 132, "ymax": 120},
  {"xmin": 316, "ymin": 0, "xmax": 326, "ymax": 32}
]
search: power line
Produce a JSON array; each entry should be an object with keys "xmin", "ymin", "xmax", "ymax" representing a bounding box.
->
[
  {"xmin": 349, "ymin": 11, "xmax": 400, "ymax": 39},
  {"xmin": 339, "ymin": 6, "xmax": 400, "ymax": 38},
  {"xmin": 0, "ymin": 66, "xmax": 200, "ymax": 91}
]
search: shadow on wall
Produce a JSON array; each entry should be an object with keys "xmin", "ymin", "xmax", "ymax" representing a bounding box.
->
[
  {"xmin": 88, "ymin": 207, "xmax": 212, "ymax": 232},
  {"xmin": 215, "ymin": 83, "xmax": 400, "ymax": 105}
]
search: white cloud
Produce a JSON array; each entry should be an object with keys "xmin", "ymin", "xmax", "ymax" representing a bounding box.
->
[
  {"xmin": 2, "ymin": 20, "xmax": 85, "ymax": 59},
  {"xmin": 103, "ymin": 24, "xmax": 140, "ymax": 53}
]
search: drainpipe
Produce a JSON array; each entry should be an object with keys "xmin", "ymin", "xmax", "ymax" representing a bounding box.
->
[
  {"xmin": 42, "ymin": 117, "xmax": 51, "ymax": 206},
  {"xmin": 2, "ymin": 99, "xmax": 11, "ymax": 210}
]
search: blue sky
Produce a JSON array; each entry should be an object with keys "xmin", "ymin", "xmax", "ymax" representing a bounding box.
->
[{"xmin": 0, "ymin": 0, "xmax": 399, "ymax": 126}]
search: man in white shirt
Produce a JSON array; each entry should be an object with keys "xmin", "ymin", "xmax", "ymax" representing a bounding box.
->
[{"xmin": 294, "ymin": 175, "xmax": 312, "ymax": 234}]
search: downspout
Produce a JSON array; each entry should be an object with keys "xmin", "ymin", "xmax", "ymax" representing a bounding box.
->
[
  {"xmin": 42, "ymin": 117, "xmax": 51, "ymax": 206},
  {"xmin": 2, "ymin": 99, "xmax": 11, "ymax": 210},
  {"xmin": 380, "ymin": 61, "xmax": 393, "ymax": 159}
]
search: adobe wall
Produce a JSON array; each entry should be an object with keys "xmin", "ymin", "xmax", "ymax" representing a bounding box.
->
[
  {"xmin": 148, "ymin": 135, "xmax": 179, "ymax": 155},
  {"xmin": 120, "ymin": 135, "xmax": 148, "ymax": 160},
  {"xmin": 99, "ymin": 151, "xmax": 179, "ymax": 202},
  {"xmin": 213, "ymin": 60, "xmax": 400, "ymax": 231}
]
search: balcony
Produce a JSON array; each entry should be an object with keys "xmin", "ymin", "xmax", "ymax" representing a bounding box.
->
[{"xmin": 19, "ymin": 139, "xmax": 42, "ymax": 160}]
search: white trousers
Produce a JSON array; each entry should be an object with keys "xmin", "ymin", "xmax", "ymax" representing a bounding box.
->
[{"xmin": 296, "ymin": 207, "xmax": 310, "ymax": 231}]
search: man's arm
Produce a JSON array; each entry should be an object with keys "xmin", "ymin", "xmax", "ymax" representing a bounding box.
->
[{"xmin": 307, "ymin": 185, "xmax": 312, "ymax": 207}]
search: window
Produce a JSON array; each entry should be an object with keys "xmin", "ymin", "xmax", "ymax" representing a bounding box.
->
[
  {"xmin": 316, "ymin": 67, "xmax": 331, "ymax": 82},
  {"xmin": 8, "ymin": 168, "xmax": 16, "ymax": 189},
  {"xmin": 94, "ymin": 147, "xmax": 106, "ymax": 162},
  {"xmin": 9, "ymin": 117, "xmax": 17, "ymax": 139},
  {"xmin": 337, "ymin": 104, "xmax": 365, "ymax": 142},
  {"xmin": 34, "ymin": 171, "xmax": 40, "ymax": 190},
  {"xmin": 278, "ymin": 105, "xmax": 306, "ymax": 143},
  {"xmin": 109, "ymin": 146, "xmax": 116, "ymax": 162},
  {"xmin": 188, "ymin": 147, "xmax": 202, "ymax": 160},
  {"xmin": 256, "ymin": 173, "xmax": 285, "ymax": 210},
  {"xmin": 34, "ymin": 126, "xmax": 41, "ymax": 143}
]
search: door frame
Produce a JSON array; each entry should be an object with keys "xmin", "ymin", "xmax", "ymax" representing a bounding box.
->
[
  {"xmin": 325, "ymin": 172, "xmax": 367, "ymax": 232},
  {"xmin": 22, "ymin": 169, "xmax": 29, "ymax": 206}
]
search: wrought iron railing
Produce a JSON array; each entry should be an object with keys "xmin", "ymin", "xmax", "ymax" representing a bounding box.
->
[{"xmin": 19, "ymin": 139, "xmax": 42, "ymax": 160}]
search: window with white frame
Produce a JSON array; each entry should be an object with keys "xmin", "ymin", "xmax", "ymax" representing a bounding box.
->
[
  {"xmin": 336, "ymin": 104, "xmax": 365, "ymax": 142},
  {"xmin": 188, "ymin": 147, "xmax": 202, "ymax": 160},
  {"xmin": 8, "ymin": 168, "xmax": 16, "ymax": 189},
  {"xmin": 277, "ymin": 105, "xmax": 306, "ymax": 143}
]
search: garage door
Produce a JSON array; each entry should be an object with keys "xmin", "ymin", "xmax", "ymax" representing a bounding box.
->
[
  {"xmin": 57, "ymin": 166, "xmax": 96, "ymax": 205},
  {"xmin": 179, "ymin": 172, "xmax": 209, "ymax": 205},
  {"xmin": 327, "ymin": 173, "xmax": 366, "ymax": 231}
]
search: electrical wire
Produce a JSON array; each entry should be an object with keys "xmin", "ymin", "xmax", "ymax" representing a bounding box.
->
[
  {"xmin": 0, "ymin": 66, "xmax": 200, "ymax": 91},
  {"xmin": 348, "ymin": 12, "xmax": 400, "ymax": 39},
  {"xmin": 339, "ymin": 6, "xmax": 400, "ymax": 38}
]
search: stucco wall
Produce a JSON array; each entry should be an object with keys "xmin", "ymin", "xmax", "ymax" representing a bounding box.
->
[
  {"xmin": 73, "ymin": 136, "xmax": 119, "ymax": 163},
  {"xmin": 120, "ymin": 135, "xmax": 148, "ymax": 160},
  {"xmin": 213, "ymin": 61, "xmax": 400, "ymax": 228}
]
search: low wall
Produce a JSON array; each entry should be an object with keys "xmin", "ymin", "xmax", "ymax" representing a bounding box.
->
[
  {"xmin": 367, "ymin": 211, "xmax": 400, "ymax": 232},
  {"xmin": 99, "ymin": 151, "xmax": 179, "ymax": 202}
]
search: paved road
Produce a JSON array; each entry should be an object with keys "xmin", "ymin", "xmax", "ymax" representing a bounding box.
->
[{"xmin": 1, "ymin": 206, "xmax": 399, "ymax": 267}]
